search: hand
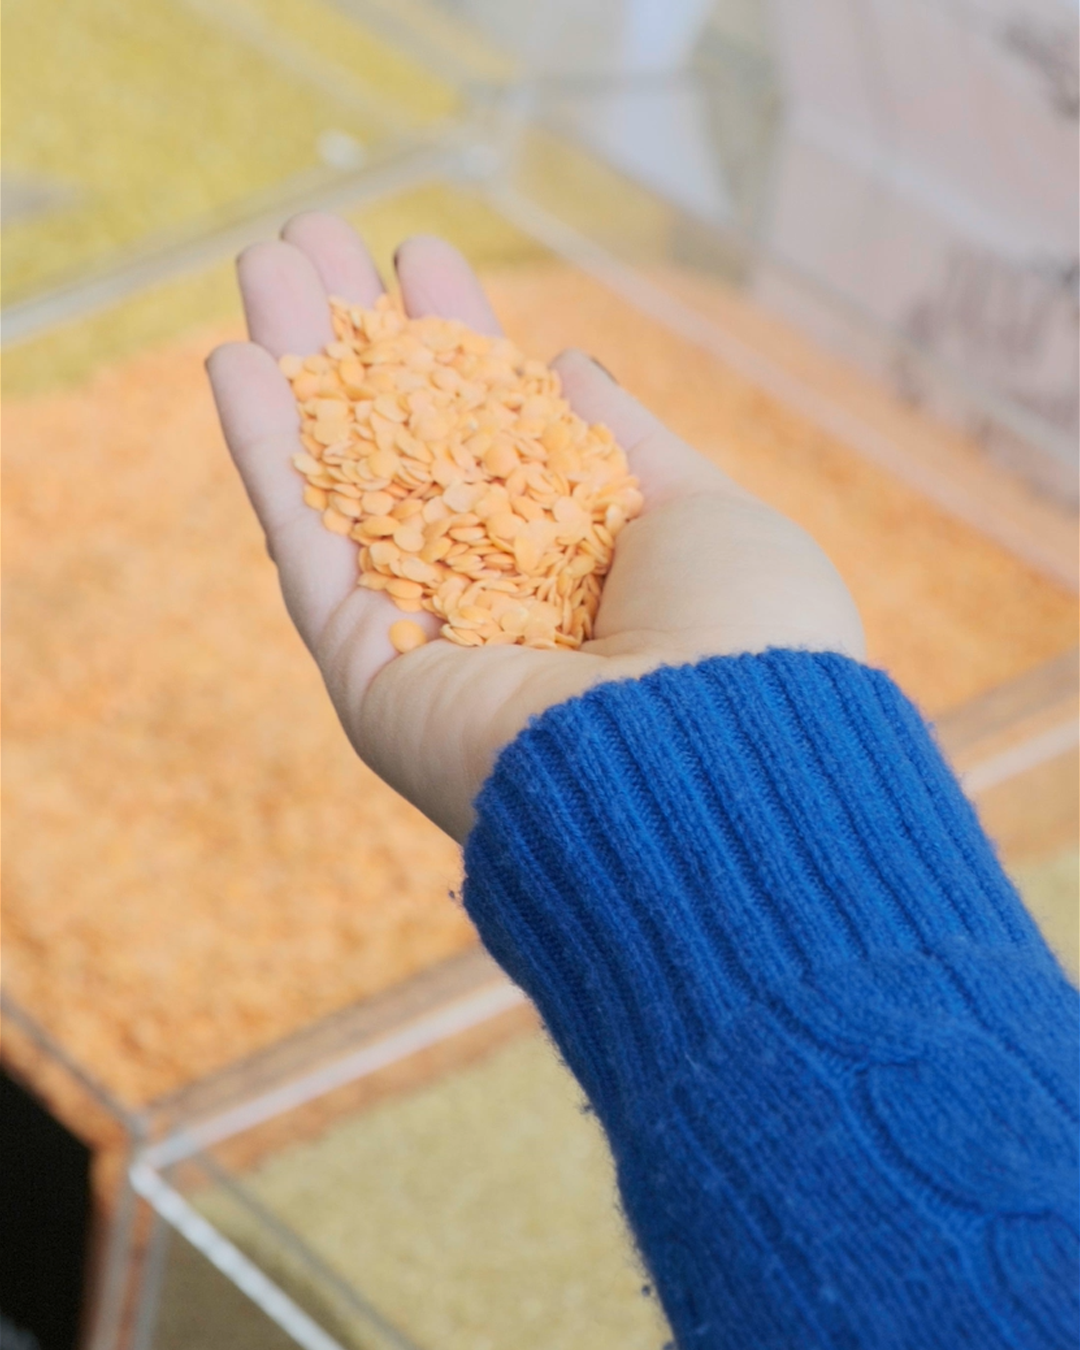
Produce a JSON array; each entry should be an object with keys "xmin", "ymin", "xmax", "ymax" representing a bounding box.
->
[{"xmin": 208, "ymin": 213, "xmax": 864, "ymax": 843}]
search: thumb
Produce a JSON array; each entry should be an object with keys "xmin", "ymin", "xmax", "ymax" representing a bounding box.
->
[{"xmin": 551, "ymin": 348, "xmax": 735, "ymax": 507}]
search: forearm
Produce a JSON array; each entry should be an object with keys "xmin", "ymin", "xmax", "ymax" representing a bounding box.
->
[{"xmin": 463, "ymin": 650, "xmax": 1079, "ymax": 1349}]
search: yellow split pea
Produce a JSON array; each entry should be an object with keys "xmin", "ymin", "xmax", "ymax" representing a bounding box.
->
[{"xmin": 281, "ymin": 295, "xmax": 643, "ymax": 652}]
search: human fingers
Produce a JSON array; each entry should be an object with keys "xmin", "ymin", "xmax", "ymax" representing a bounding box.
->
[
  {"xmin": 394, "ymin": 235, "xmax": 502, "ymax": 334},
  {"xmin": 551, "ymin": 348, "xmax": 736, "ymax": 507},
  {"xmin": 236, "ymin": 239, "xmax": 334, "ymax": 358},
  {"xmin": 280, "ymin": 212, "xmax": 385, "ymax": 305},
  {"xmin": 225, "ymin": 234, "xmax": 361, "ymax": 649},
  {"xmin": 206, "ymin": 340, "xmax": 363, "ymax": 651}
]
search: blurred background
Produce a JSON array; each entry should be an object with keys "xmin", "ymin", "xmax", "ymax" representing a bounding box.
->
[{"xmin": 3, "ymin": 2, "xmax": 1078, "ymax": 1348}]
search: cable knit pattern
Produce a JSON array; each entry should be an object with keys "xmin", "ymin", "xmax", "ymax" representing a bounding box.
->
[{"xmin": 463, "ymin": 651, "xmax": 1078, "ymax": 1349}]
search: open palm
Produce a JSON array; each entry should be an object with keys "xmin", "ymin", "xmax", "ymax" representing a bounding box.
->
[{"xmin": 208, "ymin": 213, "xmax": 864, "ymax": 842}]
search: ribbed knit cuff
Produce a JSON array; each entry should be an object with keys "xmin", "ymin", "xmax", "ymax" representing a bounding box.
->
[
  {"xmin": 463, "ymin": 651, "xmax": 1051, "ymax": 1103},
  {"xmin": 464, "ymin": 651, "xmax": 1078, "ymax": 1349}
]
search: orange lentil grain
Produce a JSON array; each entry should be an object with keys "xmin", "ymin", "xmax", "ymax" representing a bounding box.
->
[
  {"xmin": 361, "ymin": 491, "xmax": 395, "ymax": 516},
  {"xmin": 322, "ymin": 508, "xmax": 352, "ymax": 535},
  {"xmin": 388, "ymin": 620, "xmax": 429, "ymax": 654},
  {"xmin": 284, "ymin": 295, "xmax": 642, "ymax": 649},
  {"xmin": 386, "ymin": 578, "xmax": 424, "ymax": 601},
  {"xmin": 360, "ymin": 515, "xmax": 400, "ymax": 538},
  {"xmin": 392, "ymin": 525, "xmax": 425, "ymax": 553}
]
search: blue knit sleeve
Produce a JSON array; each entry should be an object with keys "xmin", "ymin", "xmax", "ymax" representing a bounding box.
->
[{"xmin": 462, "ymin": 650, "xmax": 1079, "ymax": 1349}]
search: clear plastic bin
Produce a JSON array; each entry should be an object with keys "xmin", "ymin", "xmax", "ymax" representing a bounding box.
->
[
  {"xmin": 4, "ymin": 2, "xmax": 1076, "ymax": 1346},
  {"xmin": 5, "ymin": 0, "xmax": 1077, "ymax": 509},
  {"xmin": 1, "ymin": 0, "xmax": 484, "ymax": 336}
]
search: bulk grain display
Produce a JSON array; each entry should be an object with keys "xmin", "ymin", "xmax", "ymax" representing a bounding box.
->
[
  {"xmin": 6, "ymin": 2, "xmax": 1075, "ymax": 1339},
  {"xmin": 4, "ymin": 260, "xmax": 1076, "ymax": 1111}
]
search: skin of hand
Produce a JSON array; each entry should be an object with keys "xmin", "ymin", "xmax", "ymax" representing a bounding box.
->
[{"xmin": 207, "ymin": 213, "xmax": 865, "ymax": 843}]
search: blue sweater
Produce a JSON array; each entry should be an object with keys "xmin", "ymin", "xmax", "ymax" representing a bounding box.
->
[{"xmin": 462, "ymin": 651, "xmax": 1078, "ymax": 1349}]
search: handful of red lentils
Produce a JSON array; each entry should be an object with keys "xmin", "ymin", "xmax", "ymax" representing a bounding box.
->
[{"xmin": 281, "ymin": 295, "xmax": 643, "ymax": 654}]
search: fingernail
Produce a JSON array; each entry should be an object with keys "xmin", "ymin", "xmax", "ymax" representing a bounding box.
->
[
  {"xmin": 393, "ymin": 238, "xmax": 418, "ymax": 272},
  {"xmin": 589, "ymin": 355, "xmax": 619, "ymax": 384}
]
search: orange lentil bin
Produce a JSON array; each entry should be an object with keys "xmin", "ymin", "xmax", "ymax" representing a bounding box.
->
[{"xmin": 282, "ymin": 296, "xmax": 644, "ymax": 651}]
